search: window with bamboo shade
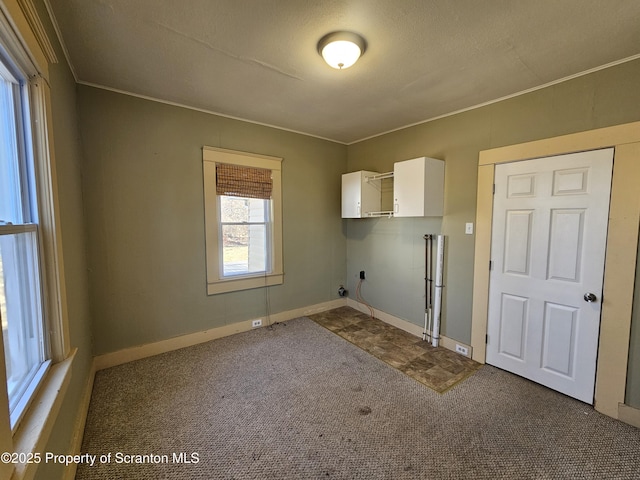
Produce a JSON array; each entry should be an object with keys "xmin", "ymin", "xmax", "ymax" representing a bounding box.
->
[{"xmin": 203, "ymin": 147, "xmax": 283, "ymax": 295}]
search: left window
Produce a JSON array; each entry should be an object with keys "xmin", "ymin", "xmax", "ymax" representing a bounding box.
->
[{"xmin": 0, "ymin": 39, "xmax": 49, "ymax": 429}]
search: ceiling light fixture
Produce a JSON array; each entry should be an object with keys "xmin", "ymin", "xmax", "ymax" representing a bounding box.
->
[{"xmin": 317, "ymin": 31, "xmax": 366, "ymax": 70}]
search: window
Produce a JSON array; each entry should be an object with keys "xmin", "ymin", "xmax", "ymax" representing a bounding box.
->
[
  {"xmin": 203, "ymin": 147, "xmax": 283, "ymax": 295},
  {"xmin": 220, "ymin": 196, "xmax": 270, "ymax": 277},
  {"xmin": 0, "ymin": 5, "xmax": 73, "ymax": 479},
  {"xmin": 0, "ymin": 44, "xmax": 49, "ymax": 429}
]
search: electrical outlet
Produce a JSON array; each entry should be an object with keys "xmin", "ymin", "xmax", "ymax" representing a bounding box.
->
[
  {"xmin": 455, "ymin": 344, "xmax": 469, "ymax": 356},
  {"xmin": 359, "ymin": 270, "xmax": 365, "ymax": 279},
  {"xmin": 252, "ymin": 319, "xmax": 262, "ymax": 328},
  {"xmin": 465, "ymin": 223, "xmax": 474, "ymax": 235}
]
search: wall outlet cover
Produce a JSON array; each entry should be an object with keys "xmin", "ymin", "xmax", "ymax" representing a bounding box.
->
[
  {"xmin": 455, "ymin": 344, "xmax": 469, "ymax": 356},
  {"xmin": 252, "ymin": 319, "xmax": 262, "ymax": 328}
]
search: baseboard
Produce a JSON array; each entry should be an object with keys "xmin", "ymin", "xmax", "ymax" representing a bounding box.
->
[
  {"xmin": 95, "ymin": 298, "xmax": 347, "ymax": 370},
  {"xmin": 438, "ymin": 336, "xmax": 473, "ymax": 359},
  {"xmin": 62, "ymin": 359, "xmax": 96, "ymax": 480},
  {"xmin": 618, "ymin": 403, "xmax": 640, "ymax": 428},
  {"xmin": 346, "ymin": 299, "xmax": 473, "ymax": 358}
]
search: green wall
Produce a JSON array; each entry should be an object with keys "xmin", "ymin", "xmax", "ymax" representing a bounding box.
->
[
  {"xmin": 33, "ymin": 1, "xmax": 94, "ymax": 478},
  {"xmin": 627, "ymin": 232, "xmax": 640, "ymax": 408},
  {"xmin": 346, "ymin": 59, "xmax": 640, "ymax": 404},
  {"xmin": 76, "ymin": 86, "xmax": 348, "ymax": 355}
]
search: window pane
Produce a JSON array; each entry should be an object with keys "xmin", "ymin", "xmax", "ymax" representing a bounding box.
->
[
  {"xmin": 222, "ymin": 224, "xmax": 267, "ymax": 276},
  {"xmin": 220, "ymin": 196, "xmax": 248, "ymax": 223},
  {"xmin": 0, "ymin": 77, "xmax": 25, "ymax": 224},
  {"xmin": 220, "ymin": 196, "xmax": 267, "ymax": 223},
  {"xmin": 0, "ymin": 230, "xmax": 44, "ymax": 413},
  {"xmin": 247, "ymin": 198, "xmax": 267, "ymax": 222}
]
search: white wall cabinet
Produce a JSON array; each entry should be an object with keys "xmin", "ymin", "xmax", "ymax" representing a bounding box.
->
[
  {"xmin": 342, "ymin": 158, "xmax": 444, "ymax": 218},
  {"xmin": 341, "ymin": 170, "xmax": 380, "ymax": 218},
  {"xmin": 393, "ymin": 157, "xmax": 444, "ymax": 217}
]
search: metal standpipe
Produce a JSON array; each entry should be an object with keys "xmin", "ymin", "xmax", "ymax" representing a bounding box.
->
[
  {"xmin": 423, "ymin": 234, "xmax": 433, "ymax": 342},
  {"xmin": 423, "ymin": 234, "xmax": 445, "ymax": 347},
  {"xmin": 432, "ymin": 235, "xmax": 445, "ymax": 347}
]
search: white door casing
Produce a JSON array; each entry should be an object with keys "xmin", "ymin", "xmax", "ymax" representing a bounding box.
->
[{"xmin": 486, "ymin": 148, "xmax": 613, "ymax": 404}]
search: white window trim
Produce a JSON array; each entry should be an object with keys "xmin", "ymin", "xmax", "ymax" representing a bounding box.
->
[
  {"xmin": 203, "ymin": 146, "xmax": 283, "ymax": 295},
  {"xmin": 0, "ymin": 2, "xmax": 72, "ymax": 479},
  {"xmin": 29, "ymin": 76, "xmax": 70, "ymax": 362}
]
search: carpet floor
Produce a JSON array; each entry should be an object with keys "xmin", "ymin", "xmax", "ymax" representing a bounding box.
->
[{"xmin": 77, "ymin": 317, "xmax": 640, "ymax": 479}]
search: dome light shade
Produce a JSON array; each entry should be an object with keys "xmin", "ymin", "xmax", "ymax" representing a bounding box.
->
[{"xmin": 317, "ymin": 31, "xmax": 366, "ymax": 69}]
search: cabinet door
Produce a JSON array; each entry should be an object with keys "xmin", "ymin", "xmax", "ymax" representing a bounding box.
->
[
  {"xmin": 394, "ymin": 158, "xmax": 425, "ymax": 217},
  {"xmin": 342, "ymin": 171, "xmax": 381, "ymax": 218},
  {"xmin": 342, "ymin": 172, "xmax": 362, "ymax": 218},
  {"xmin": 394, "ymin": 157, "xmax": 444, "ymax": 217}
]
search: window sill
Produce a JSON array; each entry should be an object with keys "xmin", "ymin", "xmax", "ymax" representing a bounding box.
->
[
  {"xmin": 10, "ymin": 348, "xmax": 76, "ymax": 480},
  {"xmin": 207, "ymin": 273, "xmax": 283, "ymax": 295}
]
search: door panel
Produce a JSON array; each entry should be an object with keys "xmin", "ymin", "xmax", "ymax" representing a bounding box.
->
[
  {"xmin": 508, "ymin": 173, "xmax": 536, "ymax": 197},
  {"xmin": 498, "ymin": 294, "xmax": 528, "ymax": 361},
  {"xmin": 547, "ymin": 209, "xmax": 584, "ymax": 282},
  {"xmin": 504, "ymin": 210, "xmax": 533, "ymax": 276},
  {"xmin": 541, "ymin": 302, "xmax": 578, "ymax": 377},
  {"xmin": 487, "ymin": 148, "xmax": 613, "ymax": 404},
  {"xmin": 553, "ymin": 168, "xmax": 589, "ymax": 195}
]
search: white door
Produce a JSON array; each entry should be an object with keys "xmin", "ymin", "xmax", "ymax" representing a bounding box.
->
[{"xmin": 486, "ymin": 148, "xmax": 613, "ymax": 403}]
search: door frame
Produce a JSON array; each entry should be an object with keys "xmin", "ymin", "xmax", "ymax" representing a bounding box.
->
[{"xmin": 471, "ymin": 121, "xmax": 640, "ymax": 419}]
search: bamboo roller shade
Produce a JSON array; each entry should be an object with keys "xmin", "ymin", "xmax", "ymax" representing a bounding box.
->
[{"xmin": 216, "ymin": 163, "xmax": 272, "ymax": 199}]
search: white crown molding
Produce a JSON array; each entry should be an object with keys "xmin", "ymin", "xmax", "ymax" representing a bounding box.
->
[
  {"xmin": 17, "ymin": 0, "xmax": 57, "ymax": 64},
  {"xmin": 78, "ymin": 81, "xmax": 347, "ymax": 145},
  {"xmin": 349, "ymin": 52, "xmax": 640, "ymax": 145},
  {"xmin": 42, "ymin": 0, "xmax": 77, "ymax": 81}
]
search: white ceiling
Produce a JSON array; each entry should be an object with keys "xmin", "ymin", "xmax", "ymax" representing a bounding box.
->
[{"xmin": 47, "ymin": 0, "xmax": 640, "ymax": 144}]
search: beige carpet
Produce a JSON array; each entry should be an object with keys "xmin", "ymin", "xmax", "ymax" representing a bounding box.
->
[{"xmin": 77, "ymin": 317, "xmax": 640, "ymax": 479}]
